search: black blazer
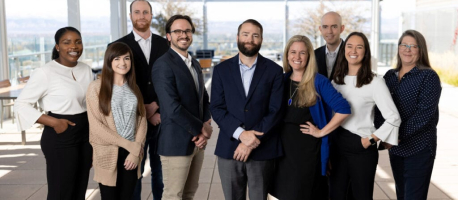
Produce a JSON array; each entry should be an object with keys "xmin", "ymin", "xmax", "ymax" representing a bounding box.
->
[
  {"xmin": 152, "ymin": 49, "xmax": 211, "ymax": 156},
  {"xmin": 210, "ymin": 54, "xmax": 284, "ymax": 160},
  {"xmin": 314, "ymin": 40, "xmax": 343, "ymax": 80},
  {"xmin": 110, "ymin": 32, "xmax": 169, "ymax": 104}
]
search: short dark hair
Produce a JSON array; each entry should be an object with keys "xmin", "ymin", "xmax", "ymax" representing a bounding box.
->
[
  {"xmin": 165, "ymin": 15, "xmax": 195, "ymax": 34},
  {"xmin": 237, "ymin": 19, "xmax": 263, "ymax": 38},
  {"xmin": 130, "ymin": 0, "xmax": 152, "ymax": 14},
  {"xmin": 52, "ymin": 26, "xmax": 81, "ymax": 60},
  {"xmin": 333, "ymin": 32, "xmax": 374, "ymax": 88}
]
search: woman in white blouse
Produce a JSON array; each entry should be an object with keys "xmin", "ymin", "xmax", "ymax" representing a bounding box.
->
[
  {"xmin": 328, "ymin": 32, "xmax": 401, "ymax": 200},
  {"xmin": 14, "ymin": 27, "xmax": 93, "ymax": 200}
]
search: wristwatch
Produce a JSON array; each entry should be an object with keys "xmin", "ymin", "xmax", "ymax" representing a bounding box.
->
[{"xmin": 368, "ymin": 135, "xmax": 377, "ymax": 146}]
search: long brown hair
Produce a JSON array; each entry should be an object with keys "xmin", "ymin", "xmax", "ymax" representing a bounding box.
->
[
  {"xmin": 333, "ymin": 32, "xmax": 374, "ymax": 88},
  {"xmin": 395, "ymin": 30, "xmax": 432, "ymax": 70},
  {"xmin": 98, "ymin": 42, "xmax": 145, "ymax": 118},
  {"xmin": 283, "ymin": 35, "xmax": 318, "ymax": 107}
]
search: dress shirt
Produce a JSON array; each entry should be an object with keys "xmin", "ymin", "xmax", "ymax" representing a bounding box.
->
[
  {"xmin": 133, "ymin": 30, "xmax": 152, "ymax": 64},
  {"xmin": 332, "ymin": 75, "xmax": 401, "ymax": 145},
  {"xmin": 374, "ymin": 67, "xmax": 441, "ymax": 157},
  {"xmin": 325, "ymin": 40, "xmax": 342, "ymax": 78},
  {"xmin": 232, "ymin": 56, "xmax": 258, "ymax": 139},
  {"xmin": 14, "ymin": 60, "xmax": 93, "ymax": 131},
  {"xmin": 111, "ymin": 83, "xmax": 137, "ymax": 141},
  {"xmin": 171, "ymin": 48, "xmax": 199, "ymax": 91}
]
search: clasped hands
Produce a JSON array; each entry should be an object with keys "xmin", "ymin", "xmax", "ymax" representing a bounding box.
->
[
  {"xmin": 192, "ymin": 119, "xmax": 213, "ymax": 149},
  {"xmin": 234, "ymin": 130, "xmax": 264, "ymax": 162}
]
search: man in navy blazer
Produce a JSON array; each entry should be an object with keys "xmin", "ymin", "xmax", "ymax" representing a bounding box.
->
[
  {"xmin": 315, "ymin": 11, "xmax": 345, "ymax": 79},
  {"xmin": 152, "ymin": 15, "xmax": 212, "ymax": 200},
  {"xmin": 110, "ymin": 1, "xmax": 169, "ymax": 199},
  {"xmin": 210, "ymin": 19, "xmax": 284, "ymax": 200}
]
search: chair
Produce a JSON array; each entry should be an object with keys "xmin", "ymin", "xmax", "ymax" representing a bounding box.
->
[
  {"xmin": 220, "ymin": 55, "xmax": 234, "ymax": 63},
  {"xmin": 1, "ymin": 76, "xmax": 30, "ymax": 128},
  {"xmin": 199, "ymin": 58, "xmax": 212, "ymax": 70},
  {"xmin": 199, "ymin": 58, "xmax": 213, "ymax": 79},
  {"xmin": 0, "ymin": 79, "xmax": 12, "ymax": 128}
]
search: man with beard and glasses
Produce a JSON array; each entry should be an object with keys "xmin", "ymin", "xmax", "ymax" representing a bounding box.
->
[
  {"xmin": 210, "ymin": 19, "xmax": 284, "ymax": 200},
  {"xmin": 152, "ymin": 15, "xmax": 212, "ymax": 200},
  {"xmin": 110, "ymin": 0, "xmax": 169, "ymax": 199}
]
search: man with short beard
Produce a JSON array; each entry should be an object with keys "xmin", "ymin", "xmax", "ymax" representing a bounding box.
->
[
  {"xmin": 210, "ymin": 19, "xmax": 284, "ymax": 200},
  {"xmin": 152, "ymin": 15, "xmax": 212, "ymax": 200},
  {"xmin": 110, "ymin": 0, "xmax": 169, "ymax": 199}
]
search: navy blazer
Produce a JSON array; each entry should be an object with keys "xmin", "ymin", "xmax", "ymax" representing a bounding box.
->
[
  {"xmin": 210, "ymin": 54, "xmax": 284, "ymax": 160},
  {"xmin": 314, "ymin": 40, "xmax": 343, "ymax": 80},
  {"xmin": 152, "ymin": 49, "xmax": 211, "ymax": 156},
  {"xmin": 111, "ymin": 32, "xmax": 169, "ymax": 104}
]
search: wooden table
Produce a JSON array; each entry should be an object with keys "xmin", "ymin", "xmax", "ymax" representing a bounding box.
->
[{"xmin": 0, "ymin": 84, "xmax": 26, "ymax": 145}]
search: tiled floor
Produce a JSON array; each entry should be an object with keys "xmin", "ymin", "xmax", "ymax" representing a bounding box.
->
[{"xmin": 1, "ymin": 67, "xmax": 457, "ymax": 199}]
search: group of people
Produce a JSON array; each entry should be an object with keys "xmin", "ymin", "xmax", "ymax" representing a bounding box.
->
[{"xmin": 12, "ymin": 0, "xmax": 441, "ymax": 200}]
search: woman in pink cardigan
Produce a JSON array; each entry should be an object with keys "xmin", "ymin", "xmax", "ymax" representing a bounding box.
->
[{"xmin": 86, "ymin": 42, "xmax": 147, "ymax": 199}]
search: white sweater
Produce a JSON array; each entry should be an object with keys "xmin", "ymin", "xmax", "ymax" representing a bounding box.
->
[{"xmin": 332, "ymin": 75, "xmax": 401, "ymax": 145}]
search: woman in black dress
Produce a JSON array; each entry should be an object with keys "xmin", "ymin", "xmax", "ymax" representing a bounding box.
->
[{"xmin": 270, "ymin": 35, "xmax": 351, "ymax": 200}]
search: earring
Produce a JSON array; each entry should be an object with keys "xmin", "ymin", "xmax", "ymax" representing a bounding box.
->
[{"xmin": 57, "ymin": 49, "xmax": 59, "ymax": 52}]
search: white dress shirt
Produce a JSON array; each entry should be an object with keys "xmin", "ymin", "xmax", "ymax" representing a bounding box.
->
[
  {"xmin": 133, "ymin": 30, "xmax": 152, "ymax": 64},
  {"xmin": 14, "ymin": 60, "xmax": 93, "ymax": 131},
  {"xmin": 332, "ymin": 75, "xmax": 401, "ymax": 145}
]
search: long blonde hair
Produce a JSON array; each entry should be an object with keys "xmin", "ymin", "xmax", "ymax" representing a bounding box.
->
[{"xmin": 283, "ymin": 35, "xmax": 318, "ymax": 107}]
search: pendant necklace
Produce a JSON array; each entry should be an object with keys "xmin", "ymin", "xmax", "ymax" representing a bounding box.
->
[{"xmin": 288, "ymin": 79, "xmax": 298, "ymax": 106}]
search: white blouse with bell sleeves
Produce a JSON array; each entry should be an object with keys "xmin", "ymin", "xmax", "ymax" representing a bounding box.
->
[
  {"xmin": 14, "ymin": 60, "xmax": 93, "ymax": 131},
  {"xmin": 332, "ymin": 75, "xmax": 401, "ymax": 145}
]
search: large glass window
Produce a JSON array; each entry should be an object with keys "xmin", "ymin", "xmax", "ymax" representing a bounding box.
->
[
  {"xmin": 80, "ymin": 0, "xmax": 111, "ymax": 69},
  {"xmin": 5, "ymin": 0, "xmax": 67, "ymax": 82},
  {"xmin": 206, "ymin": 1, "xmax": 285, "ymax": 59}
]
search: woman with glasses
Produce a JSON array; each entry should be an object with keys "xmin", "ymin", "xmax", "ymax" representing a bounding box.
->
[
  {"xmin": 330, "ymin": 32, "xmax": 401, "ymax": 200},
  {"xmin": 374, "ymin": 30, "xmax": 441, "ymax": 200}
]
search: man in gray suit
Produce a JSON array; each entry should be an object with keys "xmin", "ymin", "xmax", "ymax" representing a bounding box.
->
[{"xmin": 152, "ymin": 15, "xmax": 212, "ymax": 200}]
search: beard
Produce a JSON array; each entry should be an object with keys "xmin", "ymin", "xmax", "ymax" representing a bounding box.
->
[
  {"xmin": 171, "ymin": 37, "xmax": 193, "ymax": 52},
  {"xmin": 132, "ymin": 20, "xmax": 151, "ymax": 32},
  {"xmin": 237, "ymin": 41, "xmax": 261, "ymax": 57}
]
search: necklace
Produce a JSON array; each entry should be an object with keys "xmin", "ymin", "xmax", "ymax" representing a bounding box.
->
[{"xmin": 288, "ymin": 79, "xmax": 298, "ymax": 106}]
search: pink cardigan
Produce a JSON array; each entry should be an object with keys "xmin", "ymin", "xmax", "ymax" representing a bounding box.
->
[{"xmin": 86, "ymin": 79, "xmax": 147, "ymax": 186}]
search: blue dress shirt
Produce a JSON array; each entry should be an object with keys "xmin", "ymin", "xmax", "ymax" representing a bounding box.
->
[{"xmin": 232, "ymin": 57, "xmax": 258, "ymax": 139}]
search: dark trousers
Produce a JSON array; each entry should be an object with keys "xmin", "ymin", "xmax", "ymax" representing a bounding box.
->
[
  {"xmin": 389, "ymin": 147, "xmax": 435, "ymax": 200},
  {"xmin": 132, "ymin": 125, "xmax": 163, "ymax": 200},
  {"xmin": 99, "ymin": 147, "xmax": 138, "ymax": 200},
  {"xmin": 41, "ymin": 112, "xmax": 92, "ymax": 200},
  {"xmin": 218, "ymin": 157, "xmax": 275, "ymax": 200},
  {"xmin": 330, "ymin": 127, "xmax": 378, "ymax": 200}
]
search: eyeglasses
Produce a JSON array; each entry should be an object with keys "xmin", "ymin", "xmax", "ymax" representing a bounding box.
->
[
  {"xmin": 170, "ymin": 29, "xmax": 193, "ymax": 35},
  {"xmin": 399, "ymin": 44, "xmax": 419, "ymax": 51}
]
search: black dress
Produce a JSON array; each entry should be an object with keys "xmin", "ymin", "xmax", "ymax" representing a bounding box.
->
[{"xmin": 271, "ymin": 80, "xmax": 324, "ymax": 200}]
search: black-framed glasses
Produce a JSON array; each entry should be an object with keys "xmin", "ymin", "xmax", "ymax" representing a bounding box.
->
[
  {"xmin": 399, "ymin": 44, "xmax": 419, "ymax": 51},
  {"xmin": 170, "ymin": 29, "xmax": 193, "ymax": 35}
]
